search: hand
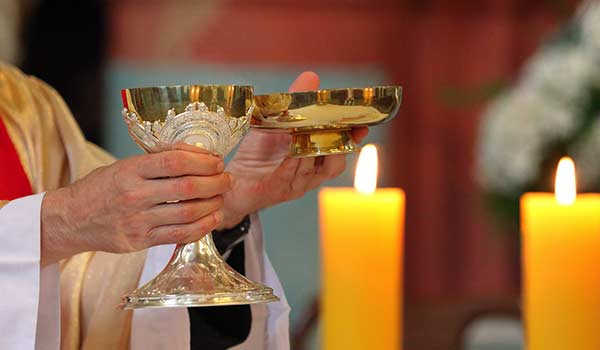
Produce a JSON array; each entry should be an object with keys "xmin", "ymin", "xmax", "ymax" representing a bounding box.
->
[
  {"xmin": 220, "ymin": 72, "xmax": 368, "ymax": 229},
  {"xmin": 40, "ymin": 146, "xmax": 231, "ymax": 265}
]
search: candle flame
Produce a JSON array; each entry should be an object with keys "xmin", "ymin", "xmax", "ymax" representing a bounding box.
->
[
  {"xmin": 354, "ymin": 144, "xmax": 378, "ymax": 194},
  {"xmin": 555, "ymin": 156, "xmax": 577, "ymax": 205}
]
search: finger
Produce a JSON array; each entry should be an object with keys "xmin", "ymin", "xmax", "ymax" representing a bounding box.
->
[
  {"xmin": 137, "ymin": 150, "xmax": 224, "ymax": 178},
  {"xmin": 307, "ymin": 154, "xmax": 346, "ymax": 191},
  {"xmin": 272, "ymin": 158, "xmax": 300, "ymax": 184},
  {"xmin": 144, "ymin": 173, "xmax": 232, "ymax": 204},
  {"xmin": 314, "ymin": 156, "xmax": 325, "ymax": 168},
  {"xmin": 288, "ymin": 71, "xmax": 320, "ymax": 92},
  {"xmin": 351, "ymin": 127, "xmax": 369, "ymax": 143},
  {"xmin": 164, "ymin": 142, "xmax": 217, "ymax": 155},
  {"xmin": 291, "ymin": 157, "xmax": 316, "ymax": 194},
  {"xmin": 321, "ymin": 154, "xmax": 346, "ymax": 179},
  {"xmin": 147, "ymin": 210, "xmax": 224, "ymax": 246},
  {"xmin": 144, "ymin": 196, "xmax": 224, "ymax": 227}
]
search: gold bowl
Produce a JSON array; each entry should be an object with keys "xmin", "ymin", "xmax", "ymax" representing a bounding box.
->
[
  {"xmin": 122, "ymin": 85, "xmax": 254, "ymax": 153},
  {"xmin": 251, "ymin": 85, "xmax": 402, "ymax": 157},
  {"xmin": 122, "ymin": 84, "xmax": 254, "ymax": 121}
]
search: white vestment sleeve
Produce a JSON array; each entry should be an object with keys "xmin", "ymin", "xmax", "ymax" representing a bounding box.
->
[
  {"xmin": 0, "ymin": 193, "xmax": 61, "ymax": 350},
  {"xmin": 264, "ymin": 252, "xmax": 291, "ymax": 350}
]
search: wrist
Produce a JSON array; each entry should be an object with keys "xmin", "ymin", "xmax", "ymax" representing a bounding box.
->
[
  {"xmin": 40, "ymin": 187, "xmax": 83, "ymax": 265},
  {"xmin": 219, "ymin": 172, "xmax": 259, "ymax": 230},
  {"xmin": 218, "ymin": 202, "xmax": 246, "ymax": 230},
  {"xmin": 213, "ymin": 215, "xmax": 251, "ymax": 255},
  {"xmin": 221, "ymin": 162, "xmax": 278, "ymax": 229},
  {"xmin": 219, "ymin": 188, "xmax": 263, "ymax": 230}
]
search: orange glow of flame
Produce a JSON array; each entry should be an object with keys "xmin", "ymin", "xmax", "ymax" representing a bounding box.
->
[
  {"xmin": 555, "ymin": 156, "xmax": 577, "ymax": 205},
  {"xmin": 354, "ymin": 144, "xmax": 378, "ymax": 194}
]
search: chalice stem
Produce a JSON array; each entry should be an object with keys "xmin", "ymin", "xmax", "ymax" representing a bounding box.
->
[{"xmin": 169, "ymin": 232, "xmax": 220, "ymax": 265}]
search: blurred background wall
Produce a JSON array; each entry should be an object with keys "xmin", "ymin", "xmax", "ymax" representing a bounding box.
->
[{"xmin": 13, "ymin": 0, "xmax": 582, "ymax": 349}]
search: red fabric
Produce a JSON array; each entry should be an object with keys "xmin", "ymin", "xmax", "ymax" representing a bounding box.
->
[
  {"xmin": 121, "ymin": 89, "xmax": 128, "ymax": 109},
  {"xmin": 0, "ymin": 117, "xmax": 33, "ymax": 200}
]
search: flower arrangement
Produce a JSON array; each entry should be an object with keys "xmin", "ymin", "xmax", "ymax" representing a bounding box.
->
[{"xmin": 477, "ymin": 1, "xmax": 600, "ymax": 228}]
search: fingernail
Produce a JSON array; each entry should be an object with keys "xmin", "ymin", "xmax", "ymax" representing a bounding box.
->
[
  {"xmin": 214, "ymin": 210, "xmax": 224, "ymax": 223},
  {"xmin": 225, "ymin": 173, "xmax": 235, "ymax": 189},
  {"xmin": 217, "ymin": 160, "xmax": 225, "ymax": 172}
]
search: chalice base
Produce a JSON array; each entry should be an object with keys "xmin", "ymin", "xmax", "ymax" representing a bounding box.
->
[
  {"xmin": 291, "ymin": 128, "xmax": 359, "ymax": 158},
  {"xmin": 120, "ymin": 233, "xmax": 279, "ymax": 309}
]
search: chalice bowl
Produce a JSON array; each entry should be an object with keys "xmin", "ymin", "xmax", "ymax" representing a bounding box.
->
[{"xmin": 120, "ymin": 84, "xmax": 278, "ymax": 309}]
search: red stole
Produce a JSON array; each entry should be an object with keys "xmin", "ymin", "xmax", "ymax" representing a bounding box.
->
[{"xmin": 0, "ymin": 117, "xmax": 33, "ymax": 200}]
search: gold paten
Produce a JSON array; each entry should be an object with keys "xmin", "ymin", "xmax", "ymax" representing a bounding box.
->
[
  {"xmin": 120, "ymin": 84, "xmax": 278, "ymax": 309},
  {"xmin": 252, "ymin": 85, "xmax": 402, "ymax": 157}
]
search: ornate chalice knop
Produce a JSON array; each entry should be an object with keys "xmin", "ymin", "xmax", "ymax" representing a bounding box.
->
[{"xmin": 120, "ymin": 85, "xmax": 278, "ymax": 309}]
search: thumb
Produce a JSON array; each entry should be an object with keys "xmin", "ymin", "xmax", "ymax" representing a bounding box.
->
[{"xmin": 288, "ymin": 71, "xmax": 320, "ymax": 92}]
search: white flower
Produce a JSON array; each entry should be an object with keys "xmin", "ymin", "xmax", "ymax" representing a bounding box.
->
[
  {"xmin": 478, "ymin": 87, "xmax": 578, "ymax": 194},
  {"xmin": 522, "ymin": 46, "xmax": 598, "ymax": 107},
  {"xmin": 478, "ymin": 90, "xmax": 539, "ymax": 193},
  {"xmin": 571, "ymin": 114, "xmax": 600, "ymax": 190},
  {"xmin": 478, "ymin": 1, "xmax": 600, "ymax": 195},
  {"xmin": 581, "ymin": 0, "xmax": 600, "ymax": 59}
]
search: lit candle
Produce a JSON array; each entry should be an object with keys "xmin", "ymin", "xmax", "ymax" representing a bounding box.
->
[
  {"xmin": 521, "ymin": 157, "xmax": 600, "ymax": 349},
  {"xmin": 319, "ymin": 145, "xmax": 405, "ymax": 349}
]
